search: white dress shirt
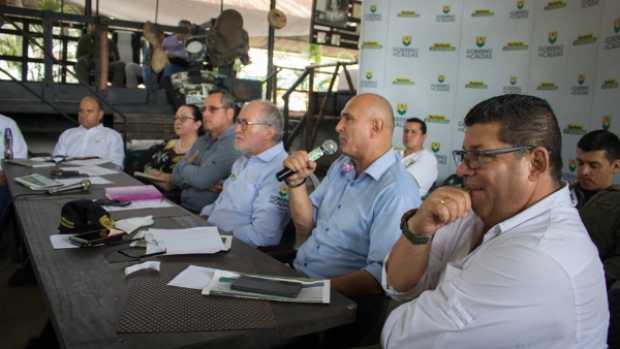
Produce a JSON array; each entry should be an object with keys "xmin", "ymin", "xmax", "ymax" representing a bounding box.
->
[
  {"xmin": 53, "ymin": 124, "xmax": 125, "ymax": 168},
  {"xmin": 1, "ymin": 113, "xmax": 28, "ymax": 169},
  {"xmin": 381, "ymin": 185, "xmax": 609, "ymax": 349},
  {"xmin": 399, "ymin": 149, "xmax": 438, "ymax": 197}
]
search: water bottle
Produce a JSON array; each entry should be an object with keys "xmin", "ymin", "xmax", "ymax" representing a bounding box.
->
[{"xmin": 3, "ymin": 127, "xmax": 13, "ymax": 160}]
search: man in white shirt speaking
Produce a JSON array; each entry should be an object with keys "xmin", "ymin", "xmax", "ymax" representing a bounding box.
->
[
  {"xmin": 399, "ymin": 117, "xmax": 437, "ymax": 197},
  {"xmin": 382, "ymin": 94, "xmax": 608, "ymax": 349},
  {"xmin": 53, "ymin": 96, "xmax": 125, "ymax": 168}
]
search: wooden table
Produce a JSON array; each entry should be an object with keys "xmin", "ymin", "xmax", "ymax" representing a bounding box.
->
[{"xmin": 4, "ymin": 162, "xmax": 356, "ymax": 348}]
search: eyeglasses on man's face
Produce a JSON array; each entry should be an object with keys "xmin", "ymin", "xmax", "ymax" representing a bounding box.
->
[
  {"xmin": 452, "ymin": 145, "xmax": 535, "ymax": 169},
  {"xmin": 202, "ymin": 105, "xmax": 228, "ymax": 114},
  {"xmin": 235, "ymin": 118, "xmax": 271, "ymax": 131}
]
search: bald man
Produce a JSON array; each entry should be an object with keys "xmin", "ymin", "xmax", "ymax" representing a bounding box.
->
[
  {"xmin": 283, "ymin": 93, "xmax": 421, "ymax": 298},
  {"xmin": 53, "ymin": 96, "xmax": 125, "ymax": 168}
]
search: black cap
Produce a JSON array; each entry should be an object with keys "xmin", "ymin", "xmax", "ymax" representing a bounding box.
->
[{"xmin": 58, "ymin": 199, "xmax": 113, "ymax": 235}]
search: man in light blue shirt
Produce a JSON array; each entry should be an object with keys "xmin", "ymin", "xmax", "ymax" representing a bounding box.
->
[
  {"xmin": 282, "ymin": 93, "xmax": 421, "ymax": 297},
  {"xmin": 201, "ymin": 100, "xmax": 290, "ymax": 247}
]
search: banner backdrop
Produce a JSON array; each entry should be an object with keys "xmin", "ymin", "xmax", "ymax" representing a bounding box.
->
[{"xmin": 359, "ymin": 0, "xmax": 620, "ymax": 184}]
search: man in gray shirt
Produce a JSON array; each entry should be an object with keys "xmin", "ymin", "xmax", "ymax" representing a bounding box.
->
[{"xmin": 172, "ymin": 90, "xmax": 241, "ymax": 212}]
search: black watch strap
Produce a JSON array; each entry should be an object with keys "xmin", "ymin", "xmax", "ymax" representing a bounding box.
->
[{"xmin": 400, "ymin": 209, "xmax": 433, "ymax": 245}]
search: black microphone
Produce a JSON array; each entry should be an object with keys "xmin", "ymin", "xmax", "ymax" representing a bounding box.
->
[
  {"xmin": 276, "ymin": 140, "xmax": 338, "ymax": 181},
  {"xmin": 47, "ymin": 179, "xmax": 92, "ymax": 195}
]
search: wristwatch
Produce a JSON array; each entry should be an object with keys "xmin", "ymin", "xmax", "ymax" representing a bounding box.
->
[{"xmin": 400, "ymin": 209, "xmax": 433, "ymax": 245}]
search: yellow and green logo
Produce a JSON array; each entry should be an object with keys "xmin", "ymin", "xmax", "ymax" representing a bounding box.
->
[
  {"xmin": 573, "ymin": 33, "xmax": 597, "ymax": 46},
  {"xmin": 392, "ymin": 77, "xmax": 414, "ymax": 85},
  {"xmin": 602, "ymin": 115, "xmax": 611, "ymax": 130},
  {"xmin": 402, "ymin": 35, "xmax": 412, "ymax": 47},
  {"xmin": 577, "ymin": 74, "xmax": 586, "ymax": 85},
  {"xmin": 430, "ymin": 42, "xmax": 456, "ymax": 51},
  {"xmin": 466, "ymin": 80, "xmax": 488, "ymax": 89},
  {"xmin": 548, "ymin": 31, "xmax": 558, "ymax": 44},
  {"xmin": 425, "ymin": 114, "xmax": 450, "ymax": 124},
  {"xmin": 278, "ymin": 186, "xmax": 289, "ymax": 199},
  {"xmin": 517, "ymin": 0, "xmax": 525, "ymax": 10},
  {"xmin": 563, "ymin": 123, "xmax": 587, "ymax": 135},
  {"xmin": 510, "ymin": 76, "xmax": 518, "ymax": 85},
  {"xmin": 569, "ymin": 159, "xmax": 577, "ymax": 172},
  {"xmin": 614, "ymin": 17, "xmax": 620, "ymax": 34},
  {"xmin": 365, "ymin": 71, "xmax": 373, "ymax": 80},
  {"xmin": 472, "ymin": 9, "xmax": 494, "ymax": 17},
  {"xmin": 370, "ymin": 4, "xmax": 378, "ymax": 13},
  {"xmin": 537, "ymin": 82, "xmax": 559, "ymax": 90},
  {"xmin": 431, "ymin": 142, "xmax": 441, "ymax": 153},
  {"xmin": 396, "ymin": 103, "xmax": 408, "ymax": 116},
  {"xmin": 602, "ymin": 79, "xmax": 619, "ymax": 89},
  {"xmin": 502, "ymin": 41, "xmax": 528, "ymax": 50},
  {"xmin": 362, "ymin": 41, "xmax": 382, "ymax": 49},
  {"xmin": 544, "ymin": 0, "xmax": 567, "ymax": 10},
  {"xmin": 438, "ymin": 74, "xmax": 446, "ymax": 83},
  {"xmin": 398, "ymin": 10, "xmax": 419, "ymax": 18},
  {"xmin": 442, "ymin": 5, "xmax": 451, "ymax": 14},
  {"xmin": 476, "ymin": 36, "xmax": 486, "ymax": 48}
]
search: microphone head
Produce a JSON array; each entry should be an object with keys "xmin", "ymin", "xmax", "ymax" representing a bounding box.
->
[
  {"xmin": 81, "ymin": 179, "xmax": 92, "ymax": 191},
  {"xmin": 320, "ymin": 140, "xmax": 338, "ymax": 155}
]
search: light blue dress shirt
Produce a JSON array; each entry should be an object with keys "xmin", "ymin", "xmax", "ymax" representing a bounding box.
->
[
  {"xmin": 294, "ymin": 149, "xmax": 421, "ymax": 282},
  {"xmin": 201, "ymin": 142, "xmax": 290, "ymax": 247}
]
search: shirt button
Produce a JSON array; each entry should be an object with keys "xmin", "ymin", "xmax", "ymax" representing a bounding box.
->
[
  {"xmin": 337, "ymin": 204, "xmax": 342, "ymax": 209},
  {"xmin": 303, "ymin": 262, "xmax": 308, "ymax": 267},
  {"xmin": 325, "ymin": 227, "xmax": 330, "ymax": 232}
]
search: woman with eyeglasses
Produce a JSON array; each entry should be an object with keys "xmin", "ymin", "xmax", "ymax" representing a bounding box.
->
[{"xmin": 138, "ymin": 104, "xmax": 202, "ymax": 196}]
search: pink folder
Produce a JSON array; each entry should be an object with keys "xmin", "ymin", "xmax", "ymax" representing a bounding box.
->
[{"xmin": 105, "ymin": 185, "xmax": 162, "ymax": 202}]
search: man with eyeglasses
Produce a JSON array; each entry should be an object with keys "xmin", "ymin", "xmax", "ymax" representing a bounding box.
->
[
  {"xmin": 571, "ymin": 129, "xmax": 620, "ymax": 346},
  {"xmin": 381, "ymin": 94, "xmax": 608, "ymax": 348},
  {"xmin": 199, "ymin": 100, "xmax": 289, "ymax": 247},
  {"xmin": 171, "ymin": 89, "xmax": 241, "ymax": 212},
  {"xmin": 400, "ymin": 117, "xmax": 437, "ymax": 197}
]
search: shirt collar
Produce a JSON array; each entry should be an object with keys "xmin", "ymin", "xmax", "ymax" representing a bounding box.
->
[
  {"xmin": 362, "ymin": 148, "xmax": 398, "ymax": 181},
  {"xmin": 79, "ymin": 124, "xmax": 103, "ymax": 131},
  {"xmin": 253, "ymin": 142, "xmax": 285, "ymax": 162},
  {"xmin": 495, "ymin": 184, "xmax": 572, "ymax": 235}
]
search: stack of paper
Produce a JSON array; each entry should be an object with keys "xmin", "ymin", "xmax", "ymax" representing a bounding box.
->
[
  {"xmin": 14, "ymin": 173, "xmax": 62, "ymax": 190},
  {"xmin": 105, "ymin": 185, "xmax": 162, "ymax": 202}
]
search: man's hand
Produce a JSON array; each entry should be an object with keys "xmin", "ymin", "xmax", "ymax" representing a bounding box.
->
[
  {"xmin": 407, "ymin": 187, "xmax": 471, "ymax": 237},
  {"xmin": 282, "ymin": 151, "xmax": 317, "ymax": 186},
  {"xmin": 208, "ymin": 180, "xmax": 224, "ymax": 193}
]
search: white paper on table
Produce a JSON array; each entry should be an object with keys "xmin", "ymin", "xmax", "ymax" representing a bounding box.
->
[
  {"xmin": 125, "ymin": 261, "xmax": 160, "ymax": 276},
  {"xmin": 60, "ymin": 165, "xmax": 118, "ymax": 176},
  {"xmin": 102, "ymin": 199, "xmax": 174, "ymax": 212},
  {"xmin": 114, "ymin": 216, "xmax": 154, "ymax": 234},
  {"xmin": 167, "ymin": 265, "xmax": 216, "ymax": 290},
  {"xmin": 56, "ymin": 176, "xmax": 112, "ymax": 186},
  {"xmin": 145, "ymin": 226, "xmax": 226, "ymax": 255},
  {"xmin": 49, "ymin": 234, "xmax": 79, "ymax": 249},
  {"xmin": 64, "ymin": 158, "xmax": 112, "ymax": 166}
]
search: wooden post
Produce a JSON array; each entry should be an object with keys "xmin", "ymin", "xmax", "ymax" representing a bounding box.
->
[{"xmin": 98, "ymin": 22, "xmax": 109, "ymax": 91}]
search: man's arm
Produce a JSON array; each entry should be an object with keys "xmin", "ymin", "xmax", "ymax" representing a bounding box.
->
[
  {"xmin": 109, "ymin": 130, "xmax": 125, "ymax": 169},
  {"xmin": 386, "ymin": 187, "xmax": 471, "ymax": 292},
  {"xmin": 283, "ymin": 151, "xmax": 318, "ymax": 237},
  {"xmin": 602, "ymin": 218, "xmax": 620, "ymax": 287},
  {"xmin": 232, "ymin": 180, "xmax": 290, "ymax": 247},
  {"xmin": 332, "ymin": 270, "xmax": 383, "ymax": 297},
  {"xmin": 52, "ymin": 130, "xmax": 68, "ymax": 157}
]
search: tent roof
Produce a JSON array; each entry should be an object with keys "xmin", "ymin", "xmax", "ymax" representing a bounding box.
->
[{"xmin": 67, "ymin": 0, "xmax": 313, "ymax": 37}]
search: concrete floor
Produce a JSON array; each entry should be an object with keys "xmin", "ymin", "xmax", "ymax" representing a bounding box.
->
[{"xmin": 0, "ymin": 239, "xmax": 50, "ymax": 349}]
